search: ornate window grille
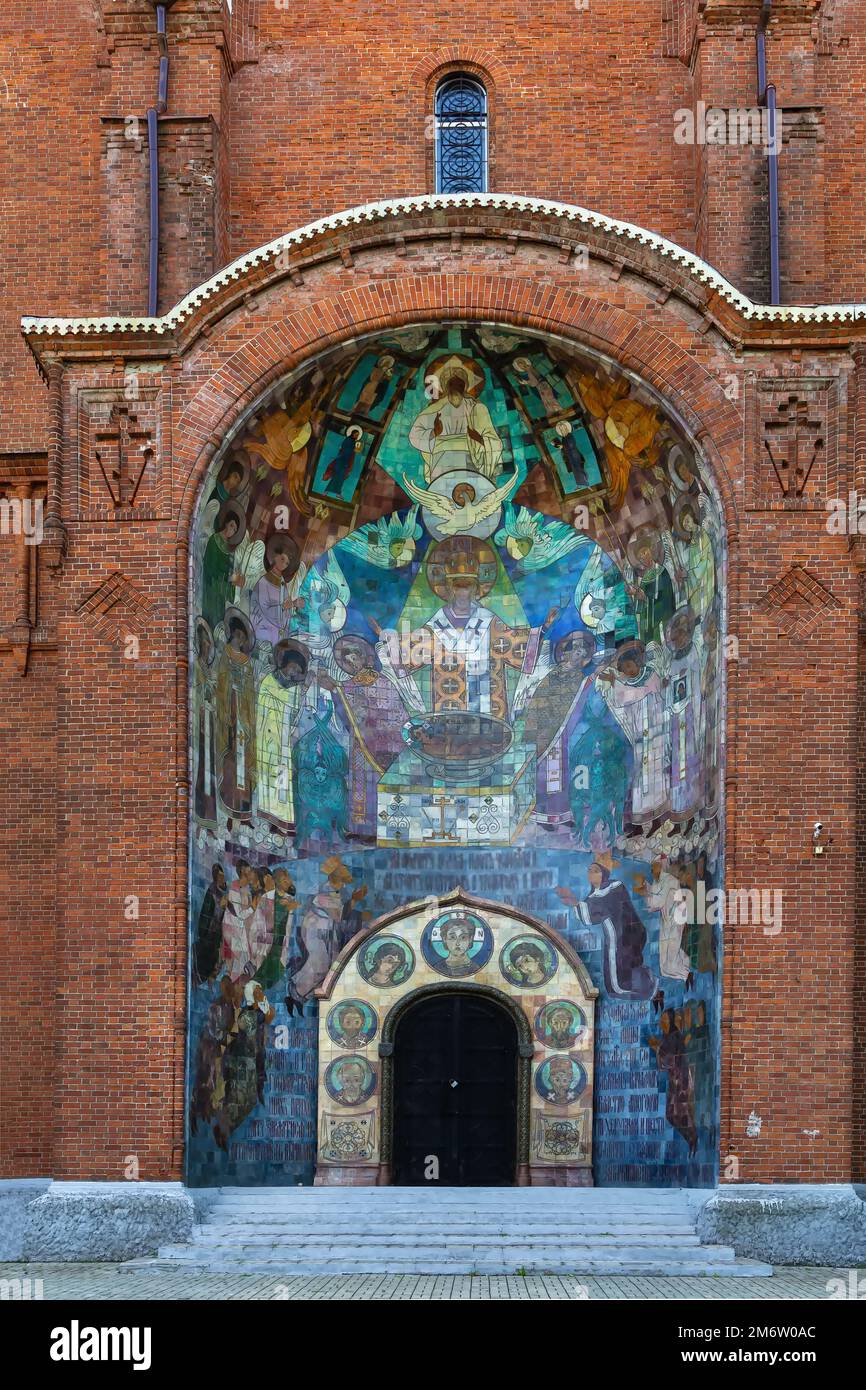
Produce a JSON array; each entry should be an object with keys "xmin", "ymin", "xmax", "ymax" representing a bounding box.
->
[{"xmin": 434, "ymin": 76, "xmax": 488, "ymax": 194}]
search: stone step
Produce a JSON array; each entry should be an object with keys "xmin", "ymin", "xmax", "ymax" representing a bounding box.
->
[
  {"xmin": 200, "ymin": 1225, "xmax": 700, "ymax": 1239},
  {"xmin": 133, "ymin": 1252, "xmax": 772, "ymax": 1277},
  {"xmin": 158, "ymin": 1239, "xmax": 734, "ymax": 1262},
  {"xmin": 187, "ymin": 1234, "xmax": 697, "ymax": 1245},
  {"xmin": 184, "ymin": 1231, "xmax": 704, "ymax": 1249},
  {"xmin": 128, "ymin": 1187, "xmax": 775, "ymax": 1279},
  {"xmin": 212, "ymin": 1196, "xmax": 691, "ymax": 1204},
  {"xmin": 214, "ymin": 1200, "xmax": 695, "ymax": 1212},
  {"xmin": 211, "ymin": 1185, "xmax": 693, "ymax": 1195},
  {"xmin": 211, "ymin": 1188, "xmax": 690, "ymax": 1199}
]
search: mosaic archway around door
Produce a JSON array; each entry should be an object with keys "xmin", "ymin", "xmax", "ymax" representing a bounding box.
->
[
  {"xmin": 187, "ymin": 321, "xmax": 725, "ymax": 1189},
  {"xmin": 314, "ymin": 890, "xmax": 597, "ymax": 1186}
]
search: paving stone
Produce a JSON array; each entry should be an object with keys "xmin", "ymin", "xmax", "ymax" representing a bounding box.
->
[{"xmin": 0, "ymin": 1262, "xmax": 852, "ymax": 1301}]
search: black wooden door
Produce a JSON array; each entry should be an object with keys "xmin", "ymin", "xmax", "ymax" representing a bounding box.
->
[{"xmin": 392, "ymin": 993, "xmax": 517, "ymax": 1186}]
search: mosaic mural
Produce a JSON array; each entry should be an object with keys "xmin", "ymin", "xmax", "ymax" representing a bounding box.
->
[{"xmin": 187, "ymin": 323, "xmax": 725, "ymax": 1187}]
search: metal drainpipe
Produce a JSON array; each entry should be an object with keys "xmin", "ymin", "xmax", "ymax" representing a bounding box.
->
[
  {"xmin": 147, "ymin": 3, "xmax": 174, "ymax": 316},
  {"xmin": 757, "ymin": 0, "xmax": 781, "ymax": 304}
]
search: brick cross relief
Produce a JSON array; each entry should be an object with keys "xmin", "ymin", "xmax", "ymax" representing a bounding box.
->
[
  {"xmin": 94, "ymin": 404, "xmax": 154, "ymax": 507},
  {"xmin": 763, "ymin": 394, "xmax": 825, "ymax": 500}
]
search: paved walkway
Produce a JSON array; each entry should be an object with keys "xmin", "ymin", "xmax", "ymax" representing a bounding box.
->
[{"xmin": 0, "ymin": 1263, "xmax": 853, "ymax": 1300}]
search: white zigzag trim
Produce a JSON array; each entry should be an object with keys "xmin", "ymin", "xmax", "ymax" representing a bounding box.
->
[{"xmin": 20, "ymin": 193, "xmax": 866, "ymax": 335}]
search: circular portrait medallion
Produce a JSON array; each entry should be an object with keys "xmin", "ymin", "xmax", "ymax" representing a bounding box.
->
[
  {"xmin": 326, "ymin": 998, "xmax": 378, "ymax": 1050},
  {"xmin": 534, "ymin": 999, "xmax": 586, "ymax": 1050},
  {"xmin": 421, "ymin": 909, "xmax": 494, "ymax": 978},
  {"xmin": 534, "ymin": 1054, "xmax": 587, "ymax": 1107},
  {"xmin": 357, "ymin": 935, "xmax": 415, "ymax": 989},
  {"xmin": 324, "ymin": 1055, "xmax": 377, "ymax": 1107},
  {"xmin": 499, "ymin": 936, "xmax": 558, "ymax": 989}
]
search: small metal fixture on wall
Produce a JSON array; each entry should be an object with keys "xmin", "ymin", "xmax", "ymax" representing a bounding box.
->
[{"xmin": 812, "ymin": 822, "xmax": 832, "ymax": 857}]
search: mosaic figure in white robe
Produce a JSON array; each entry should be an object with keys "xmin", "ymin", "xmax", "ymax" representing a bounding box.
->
[{"xmin": 597, "ymin": 641, "xmax": 668, "ymax": 823}]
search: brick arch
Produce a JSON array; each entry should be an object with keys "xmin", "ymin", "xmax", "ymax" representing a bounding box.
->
[
  {"xmin": 179, "ymin": 298, "xmax": 737, "ymax": 1189},
  {"xmin": 174, "ymin": 284, "xmax": 742, "ymax": 554},
  {"xmin": 402, "ymin": 46, "xmax": 511, "ymax": 95}
]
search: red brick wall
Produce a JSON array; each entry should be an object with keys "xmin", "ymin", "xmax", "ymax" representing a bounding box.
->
[{"xmin": 2, "ymin": 1, "xmax": 865, "ymax": 1184}]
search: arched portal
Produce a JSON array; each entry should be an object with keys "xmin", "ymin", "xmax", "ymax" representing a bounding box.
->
[
  {"xmin": 186, "ymin": 321, "xmax": 726, "ymax": 1190},
  {"xmin": 315, "ymin": 890, "xmax": 596, "ymax": 1186}
]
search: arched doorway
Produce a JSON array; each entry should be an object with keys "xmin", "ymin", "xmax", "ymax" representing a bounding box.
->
[
  {"xmin": 393, "ymin": 990, "xmax": 518, "ymax": 1186},
  {"xmin": 314, "ymin": 891, "xmax": 594, "ymax": 1186}
]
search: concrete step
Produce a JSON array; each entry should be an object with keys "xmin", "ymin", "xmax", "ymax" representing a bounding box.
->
[
  {"xmin": 210, "ymin": 1189, "xmax": 690, "ymax": 1201},
  {"xmin": 211, "ymin": 1194, "xmax": 691, "ymax": 1206},
  {"xmin": 132, "ymin": 1252, "xmax": 771, "ymax": 1277},
  {"xmin": 128, "ymin": 1187, "xmax": 773, "ymax": 1279},
  {"xmin": 198, "ymin": 1226, "xmax": 700, "ymax": 1241},
  {"xmin": 210, "ymin": 1185, "xmax": 691, "ymax": 1196},
  {"xmin": 179, "ymin": 1232, "xmax": 704, "ymax": 1250},
  {"xmin": 198, "ymin": 1217, "xmax": 697, "ymax": 1228},
  {"xmin": 157, "ymin": 1240, "xmax": 735, "ymax": 1262},
  {"xmin": 210, "ymin": 1201, "xmax": 692, "ymax": 1210},
  {"xmin": 207, "ymin": 1204, "xmax": 693, "ymax": 1213}
]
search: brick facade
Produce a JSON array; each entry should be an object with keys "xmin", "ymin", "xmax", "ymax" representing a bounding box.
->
[{"xmin": 1, "ymin": 0, "xmax": 864, "ymax": 1187}]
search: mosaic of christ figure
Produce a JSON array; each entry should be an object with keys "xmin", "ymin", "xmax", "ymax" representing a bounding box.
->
[{"xmin": 408, "ymin": 355, "xmax": 503, "ymax": 482}]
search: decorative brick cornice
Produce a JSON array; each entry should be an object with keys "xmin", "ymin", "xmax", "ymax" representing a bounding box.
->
[{"xmin": 21, "ymin": 195, "xmax": 866, "ymax": 368}]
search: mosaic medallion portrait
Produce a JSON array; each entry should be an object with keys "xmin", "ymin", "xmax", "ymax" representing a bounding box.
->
[
  {"xmin": 420, "ymin": 908, "xmax": 494, "ymax": 977},
  {"xmin": 357, "ymin": 936, "xmax": 415, "ymax": 989},
  {"xmin": 500, "ymin": 937, "xmax": 559, "ymax": 989},
  {"xmin": 324, "ymin": 1055, "xmax": 377, "ymax": 1107},
  {"xmin": 326, "ymin": 998, "xmax": 378, "ymax": 1049},
  {"xmin": 535, "ymin": 1055, "xmax": 588, "ymax": 1107},
  {"xmin": 534, "ymin": 999, "xmax": 587, "ymax": 1050}
]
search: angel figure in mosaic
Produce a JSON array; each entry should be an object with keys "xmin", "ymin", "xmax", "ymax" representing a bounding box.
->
[
  {"xmin": 573, "ymin": 545, "xmax": 635, "ymax": 644},
  {"xmin": 245, "ymin": 399, "xmax": 314, "ymax": 515},
  {"xmin": 573, "ymin": 369, "xmax": 660, "ymax": 508},
  {"xmin": 248, "ymin": 535, "xmax": 307, "ymax": 647},
  {"xmin": 289, "ymin": 550, "xmax": 349, "ymax": 679},
  {"xmin": 665, "ymin": 493, "xmax": 718, "ymax": 620},
  {"xmin": 256, "ymin": 639, "xmax": 312, "ymax": 830},
  {"xmin": 215, "ymin": 610, "xmax": 257, "ymax": 820},
  {"xmin": 658, "ymin": 606, "xmax": 705, "ymax": 820},
  {"xmin": 338, "ymin": 506, "xmax": 421, "ymax": 568},
  {"xmin": 495, "ymin": 504, "xmax": 589, "ymax": 570}
]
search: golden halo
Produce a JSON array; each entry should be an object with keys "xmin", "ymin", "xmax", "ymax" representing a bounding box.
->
[{"xmin": 425, "ymin": 353, "xmax": 485, "ymax": 398}]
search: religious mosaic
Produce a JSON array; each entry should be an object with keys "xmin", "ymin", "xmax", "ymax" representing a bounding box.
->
[
  {"xmin": 316, "ymin": 893, "xmax": 597, "ymax": 1184},
  {"xmin": 188, "ymin": 323, "xmax": 724, "ymax": 1188},
  {"xmin": 326, "ymin": 999, "xmax": 378, "ymax": 1049},
  {"xmin": 420, "ymin": 908, "xmax": 494, "ymax": 977}
]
